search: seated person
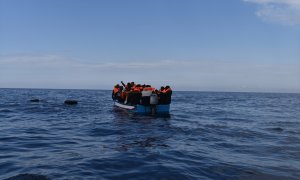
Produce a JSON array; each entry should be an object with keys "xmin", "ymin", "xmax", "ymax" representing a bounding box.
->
[
  {"xmin": 164, "ymin": 86, "xmax": 172, "ymax": 104},
  {"xmin": 112, "ymin": 84, "xmax": 120, "ymax": 100}
]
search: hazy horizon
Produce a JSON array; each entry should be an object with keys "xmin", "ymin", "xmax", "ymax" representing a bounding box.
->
[{"xmin": 1, "ymin": 87, "xmax": 300, "ymax": 94}]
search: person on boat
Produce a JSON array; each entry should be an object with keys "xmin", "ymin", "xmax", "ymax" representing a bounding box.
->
[
  {"xmin": 130, "ymin": 84, "xmax": 142, "ymax": 105},
  {"xmin": 141, "ymin": 85, "xmax": 155, "ymax": 105},
  {"xmin": 112, "ymin": 84, "xmax": 120, "ymax": 100},
  {"xmin": 120, "ymin": 82, "xmax": 129, "ymax": 104},
  {"xmin": 157, "ymin": 86, "xmax": 165, "ymax": 104},
  {"xmin": 126, "ymin": 82, "xmax": 132, "ymax": 91},
  {"xmin": 137, "ymin": 84, "xmax": 143, "ymax": 91},
  {"xmin": 164, "ymin": 85, "xmax": 172, "ymax": 104},
  {"xmin": 164, "ymin": 86, "xmax": 172, "ymax": 94},
  {"xmin": 130, "ymin": 82, "xmax": 136, "ymax": 89},
  {"xmin": 119, "ymin": 87, "xmax": 126, "ymax": 103},
  {"xmin": 116, "ymin": 86, "xmax": 124, "ymax": 102},
  {"xmin": 143, "ymin": 85, "xmax": 155, "ymax": 92},
  {"xmin": 157, "ymin": 86, "xmax": 172, "ymax": 104},
  {"xmin": 120, "ymin": 81, "xmax": 131, "ymax": 91},
  {"xmin": 159, "ymin": 86, "xmax": 165, "ymax": 93},
  {"xmin": 133, "ymin": 84, "xmax": 142, "ymax": 92}
]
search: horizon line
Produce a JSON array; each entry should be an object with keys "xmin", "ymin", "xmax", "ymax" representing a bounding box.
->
[{"xmin": 1, "ymin": 87, "xmax": 299, "ymax": 94}]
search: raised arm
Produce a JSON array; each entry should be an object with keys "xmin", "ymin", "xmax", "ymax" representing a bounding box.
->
[{"xmin": 121, "ymin": 81, "xmax": 126, "ymax": 87}]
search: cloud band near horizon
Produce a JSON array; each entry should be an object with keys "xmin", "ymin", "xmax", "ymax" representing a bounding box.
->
[{"xmin": 0, "ymin": 54, "xmax": 299, "ymax": 93}]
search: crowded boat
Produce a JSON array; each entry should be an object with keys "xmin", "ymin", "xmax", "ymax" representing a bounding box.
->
[{"xmin": 112, "ymin": 81, "xmax": 172, "ymax": 106}]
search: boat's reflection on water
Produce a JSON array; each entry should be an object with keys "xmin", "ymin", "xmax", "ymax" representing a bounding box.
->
[{"xmin": 110, "ymin": 107, "xmax": 172, "ymax": 152}]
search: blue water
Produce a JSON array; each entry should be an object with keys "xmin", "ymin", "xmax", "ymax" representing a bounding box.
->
[{"xmin": 0, "ymin": 89, "xmax": 300, "ymax": 179}]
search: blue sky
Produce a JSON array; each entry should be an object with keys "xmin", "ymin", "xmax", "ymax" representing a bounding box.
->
[{"xmin": 0, "ymin": 0, "xmax": 299, "ymax": 92}]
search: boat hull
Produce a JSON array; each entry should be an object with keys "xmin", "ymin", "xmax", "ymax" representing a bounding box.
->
[{"xmin": 114, "ymin": 101, "xmax": 170, "ymax": 114}]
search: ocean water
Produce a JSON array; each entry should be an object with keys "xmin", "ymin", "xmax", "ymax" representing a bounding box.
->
[{"xmin": 0, "ymin": 89, "xmax": 300, "ymax": 180}]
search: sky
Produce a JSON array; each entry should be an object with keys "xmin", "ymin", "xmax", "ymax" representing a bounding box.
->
[{"xmin": 0, "ymin": 0, "xmax": 299, "ymax": 92}]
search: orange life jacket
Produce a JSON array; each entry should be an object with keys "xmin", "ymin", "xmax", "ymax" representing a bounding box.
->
[
  {"xmin": 163, "ymin": 88, "xmax": 172, "ymax": 93},
  {"xmin": 133, "ymin": 87, "xmax": 141, "ymax": 92},
  {"xmin": 113, "ymin": 87, "xmax": 119, "ymax": 94},
  {"xmin": 121, "ymin": 92, "xmax": 126, "ymax": 99}
]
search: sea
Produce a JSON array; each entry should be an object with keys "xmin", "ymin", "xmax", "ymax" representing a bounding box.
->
[{"xmin": 0, "ymin": 88, "xmax": 299, "ymax": 180}]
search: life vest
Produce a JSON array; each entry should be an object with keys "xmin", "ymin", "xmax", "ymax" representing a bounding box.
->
[
  {"xmin": 120, "ymin": 92, "xmax": 126, "ymax": 99},
  {"xmin": 163, "ymin": 88, "xmax": 172, "ymax": 93},
  {"xmin": 113, "ymin": 87, "xmax": 119, "ymax": 94},
  {"xmin": 133, "ymin": 87, "xmax": 141, "ymax": 92}
]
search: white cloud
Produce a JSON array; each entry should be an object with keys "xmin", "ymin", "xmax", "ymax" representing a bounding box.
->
[
  {"xmin": 244, "ymin": 0, "xmax": 300, "ymax": 26},
  {"xmin": 0, "ymin": 54, "xmax": 176, "ymax": 70}
]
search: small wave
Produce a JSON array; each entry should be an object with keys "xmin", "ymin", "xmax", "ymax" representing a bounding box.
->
[{"xmin": 0, "ymin": 108, "xmax": 14, "ymax": 113}]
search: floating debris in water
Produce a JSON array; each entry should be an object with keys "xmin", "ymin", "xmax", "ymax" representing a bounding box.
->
[
  {"xmin": 29, "ymin": 99, "xmax": 40, "ymax": 102},
  {"xmin": 64, "ymin": 100, "xmax": 78, "ymax": 105},
  {"xmin": 269, "ymin": 127, "xmax": 284, "ymax": 132}
]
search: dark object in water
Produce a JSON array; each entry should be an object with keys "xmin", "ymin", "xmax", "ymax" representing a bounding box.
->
[
  {"xmin": 270, "ymin": 127, "xmax": 284, "ymax": 132},
  {"xmin": 5, "ymin": 173, "xmax": 50, "ymax": 180},
  {"xmin": 30, "ymin": 99, "xmax": 40, "ymax": 102},
  {"xmin": 64, "ymin": 100, "xmax": 78, "ymax": 105}
]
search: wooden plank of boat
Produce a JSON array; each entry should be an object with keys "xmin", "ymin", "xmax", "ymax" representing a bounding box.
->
[{"xmin": 114, "ymin": 101, "xmax": 135, "ymax": 110}]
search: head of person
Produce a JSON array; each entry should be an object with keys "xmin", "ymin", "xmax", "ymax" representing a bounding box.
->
[
  {"xmin": 131, "ymin": 82, "xmax": 135, "ymax": 86},
  {"xmin": 165, "ymin": 86, "xmax": 170, "ymax": 89},
  {"xmin": 115, "ymin": 84, "xmax": 119, "ymax": 88},
  {"xmin": 160, "ymin": 86, "xmax": 164, "ymax": 91}
]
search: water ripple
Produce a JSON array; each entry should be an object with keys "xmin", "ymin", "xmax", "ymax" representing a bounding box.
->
[{"xmin": 0, "ymin": 89, "xmax": 299, "ymax": 179}]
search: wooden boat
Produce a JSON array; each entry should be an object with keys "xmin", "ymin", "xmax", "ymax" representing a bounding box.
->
[{"xmin": 114, "ymin": 100, "xmax": 170, "ymax": 114}]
